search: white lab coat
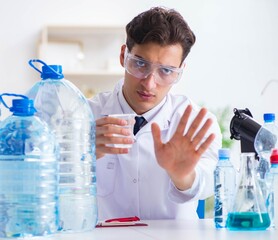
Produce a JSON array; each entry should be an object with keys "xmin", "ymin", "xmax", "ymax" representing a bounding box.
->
[{"xmin": 89, "ymin": 80, "xmax": 222, "ymax": 220}]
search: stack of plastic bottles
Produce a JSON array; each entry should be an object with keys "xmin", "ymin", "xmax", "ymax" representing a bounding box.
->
[{"xmin": 0, "ymin": 59, "xmax": 97, "ymax": 237}]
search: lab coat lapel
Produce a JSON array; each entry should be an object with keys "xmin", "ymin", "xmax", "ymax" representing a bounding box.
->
[
  {"xmin": 100, "ymin": 85, "xmax": 124, "ymax": 116},
  {"xmin": 137, "ymin": 96, "xmax": 172, "ymax": 135},
  {"xmin": 99, "ymin": 81, "xmax": 172, "ymax": 134}
]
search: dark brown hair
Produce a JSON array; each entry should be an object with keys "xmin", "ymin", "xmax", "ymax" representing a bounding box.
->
[{"xmin": 125, "ymin": 6, "xmax": 196, "ymax": 62}]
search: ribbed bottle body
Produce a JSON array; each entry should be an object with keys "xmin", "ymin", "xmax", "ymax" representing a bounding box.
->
[
  {"xmin": 27, "ymin": 78, "xmax": 97, "ymax": 232},
  {"xmin": 0, "ymin": 115, "xmax": 58, "ymax": 237},
  {"xmin": 56, "ymin": 116, "xmax": 97, "ymax": 231}
]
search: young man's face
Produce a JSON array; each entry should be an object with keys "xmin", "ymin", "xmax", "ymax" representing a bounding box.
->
[{"xmin": 120, "ymin": 43, "xmax": 184, "ymax": 115}]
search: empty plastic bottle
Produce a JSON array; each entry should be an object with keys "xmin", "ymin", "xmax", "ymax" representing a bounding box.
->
[
  {"xmin": 214, "ymin": 148, "xmax": 236, "ymax": 228},
  {"xmin": 266, "ymin": 148, "xmax": 278, "ymax": 228},
  {"xmin": 255, "ymin": 113, "xmax": 278, "ymax": 177},
  {"xmin": 26, "ymin": 59, "xmax": 97, "ymax": 232},
  {"xmin": 254, "ymin": 113, "xmax": 278, "ymax": 201},
  {"xmin": 0, "ymin": 93, "xmax": 58, "ymax": 237}
]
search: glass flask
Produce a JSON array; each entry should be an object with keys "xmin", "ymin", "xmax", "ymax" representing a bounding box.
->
[{"xmin": 226, "ymin": 152, "xmax": 271, "ymax": 230}]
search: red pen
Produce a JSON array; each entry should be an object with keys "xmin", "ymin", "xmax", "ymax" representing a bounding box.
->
[
  {"xmin": 96, "ymin": 216, "xmax": 148, "ymax": 228},
  {"xmin": 105, "ymin": 216, "xmax": 140, "ymax": 222}
]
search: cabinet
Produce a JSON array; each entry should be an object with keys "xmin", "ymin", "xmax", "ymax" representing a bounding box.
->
[{"xmin": 37, "ymin": 25, "xmax": 126, "ymax": 97}]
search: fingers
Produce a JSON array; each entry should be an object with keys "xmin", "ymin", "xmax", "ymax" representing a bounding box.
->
[
  {"xmin": 96, "ymin": 134, "xmax": 134, "ymax": 145},
  {"xmin": 97, "ymin": 145, "xmax": 130, "ymax": 156},
  {"xmin": 96, "ymin": 137, "xmax": 133, "ymax": 159},
  {"xmin": 96, "ymin": 124, "xmax": 132, "ymax": 139},
  {"xmin": 187, "ymin": 111, "xmax": 215, "ymax": 158},
  {"xmin": 178, "ymin": 106, "xmax": 215, "ymax": 156},
  {"xmin": 96, "ymin": 116, "xmax": 132, "ymax": 139},
  {"xmin": 186, "ymin": 107, "xmax": 208, "ymax": 140},
  {"xmin": 190, "ymin": 118, "xmax": 213, "ymax": 147},
  {"xmin": 175, "ymin": 105, "xmax": 192, "ymax": 135},
  {"xmin": 96, "ymin": 116, "xmax": 134, "ymax": 157},
  {"xmin": 196, "ymin": 133, "xmax": 216, "ymax": 156},
  {"xmin": 96, "ymin": 116, "xmax": 128, "ymax": 128},
  {"xmin": 151, "ymin": 122, "xmax": 162, "ymax": 150}
]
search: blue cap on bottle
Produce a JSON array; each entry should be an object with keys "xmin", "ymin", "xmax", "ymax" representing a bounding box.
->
[
  {"xmin": 264, "ymin": 113, "xmax": 275, "ymax": 123},
  {"xmin": 218, "ymin": 148, "xmax": 230, "ymax": 160},
  {"xmin": 10, "ymin": 99, "xmax": 36, "ymax": 116},
  {"xmin": 41, "ymin": 65, "xmax": 64, "ymax": 80}
]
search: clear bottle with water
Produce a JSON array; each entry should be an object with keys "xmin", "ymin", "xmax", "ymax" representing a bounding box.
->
[
  {"xmin": 0, "ymin": 93, "xmax": 59, "ymax": 237},
  {"xmin": 254, "ymin": 113, "xmax": 278, "ymax": 200},
  {"xmin": 266, "ymin": 148, "xmax": 278, "ymax": 228},
  {"xmin": 214, "ymin": 148, "xmax": 236, "ymax": 228},
  {"xmin": 26, "ymin": 59, "xmax": 97, "ymax": 232}
]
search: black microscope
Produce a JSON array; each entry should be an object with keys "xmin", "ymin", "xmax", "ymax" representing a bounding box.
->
[{"xmin": 229, "ymin": 108, "xmax": 276, "ymax": 158}]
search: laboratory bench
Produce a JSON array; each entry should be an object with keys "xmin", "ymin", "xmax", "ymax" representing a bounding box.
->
[{"xmin": 11, "ymin": 219, "xmax": 278, "ymax": 240}]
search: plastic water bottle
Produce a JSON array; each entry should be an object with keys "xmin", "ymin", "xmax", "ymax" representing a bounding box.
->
[
  {"xmin": 26, "ymin": 59, "xmax": 97, "ymax": 232},
  {"xmin": 0, "ymin": 93, "xmax": 58, "ymax": 237},
  {"xmin": 214, "ymin": 148, "xmax": 236, "ymax": 228},
  {"xmin": 267, "ymin": 148, "xmax": 278, "ymax": 228},
  {"xmin": 254, "ymin": 113, "xmax": 278, "ymax": 200}
]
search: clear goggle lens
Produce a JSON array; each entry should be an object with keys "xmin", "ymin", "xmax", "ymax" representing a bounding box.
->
[{"xmin": 124, "ymin": 50, "xmax": 184, "ymax": 86}]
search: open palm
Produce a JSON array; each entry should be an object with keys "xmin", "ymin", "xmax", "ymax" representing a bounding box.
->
[{"xmin": 151, "ymin": 105, "xmax": 215, "ymax": 190}]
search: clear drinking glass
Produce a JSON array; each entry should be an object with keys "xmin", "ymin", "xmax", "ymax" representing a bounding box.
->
[{"xmin": 108, "ymin": 114, "xmax": 136, "ymax": 148}]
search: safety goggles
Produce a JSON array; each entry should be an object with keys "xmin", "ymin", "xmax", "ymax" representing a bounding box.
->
[{"xmin": 124, "ymin": 49, "xmax": 184, "ymax": 86}]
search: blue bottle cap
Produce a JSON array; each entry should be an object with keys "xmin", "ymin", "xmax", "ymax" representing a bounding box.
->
[
  {"xmin": 10, "ymin": 99, "xmax": 36, "ymax": 116},
  {"xmin": 218, "ymin": 148, "xmax": 230, "ymax": 159},
  {"xmin": 41, "ymin": 65, "xmax": 64, "ymax": 80},
  {"xmin": 263, "ymin": 113, "xmax": 275, "ymax": 122}
]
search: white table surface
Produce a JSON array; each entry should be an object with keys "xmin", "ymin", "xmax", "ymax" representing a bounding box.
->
[{"xmin": 4, "ymin": 219, "xmax": 278, "ymax": 240}]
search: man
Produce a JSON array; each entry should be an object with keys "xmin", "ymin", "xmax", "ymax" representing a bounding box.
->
[{"xmin": 89, "ymin": 6, "xmax": 222, "ymax": 220}]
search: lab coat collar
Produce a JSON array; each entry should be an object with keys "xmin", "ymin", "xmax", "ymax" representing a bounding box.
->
[
  {"xmin": 100, "ymin": 80, "xmax": 172, "ymax": 132},
  {"xmin": 100, "ymin": 81, "xmax": 124, "ymax": 116},
  {"xmin": 139, "ymin": 98, "xmax": 172, "ymax": 134}
]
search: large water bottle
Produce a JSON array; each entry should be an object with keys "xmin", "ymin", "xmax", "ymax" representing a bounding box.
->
[
  {"xmin": 254, "ymin": 113, "xmax": 278, "ymax": 200},
  {"xmin": 0, "ymin": 93, "xmax": 58, "ymax": 237},
  {"xmin": 214, "ymin": 148, "xmax": 236, "ymax": 228},
  {"xmin": 26, "ymin": 59, "xmax": 97, "ymax": 232}
]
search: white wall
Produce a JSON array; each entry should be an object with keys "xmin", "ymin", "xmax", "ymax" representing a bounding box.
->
[{"xmin": 0, "ymin": 0, "xmax": 278, "ymax": 127}]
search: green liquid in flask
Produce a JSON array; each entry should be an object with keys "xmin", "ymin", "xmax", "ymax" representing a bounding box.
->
[{"xmin": 226, "ymin": 212, "xmax": 270, "ymax": 230}]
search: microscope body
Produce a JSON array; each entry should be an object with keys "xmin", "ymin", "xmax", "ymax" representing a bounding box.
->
[
  {"xmin": 230, "ymin": 108, "xmax": 261, "ymax": 155},
  {"xmin": 230, "ymin": 108, "xmax": 276, "ymax": 159}
]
